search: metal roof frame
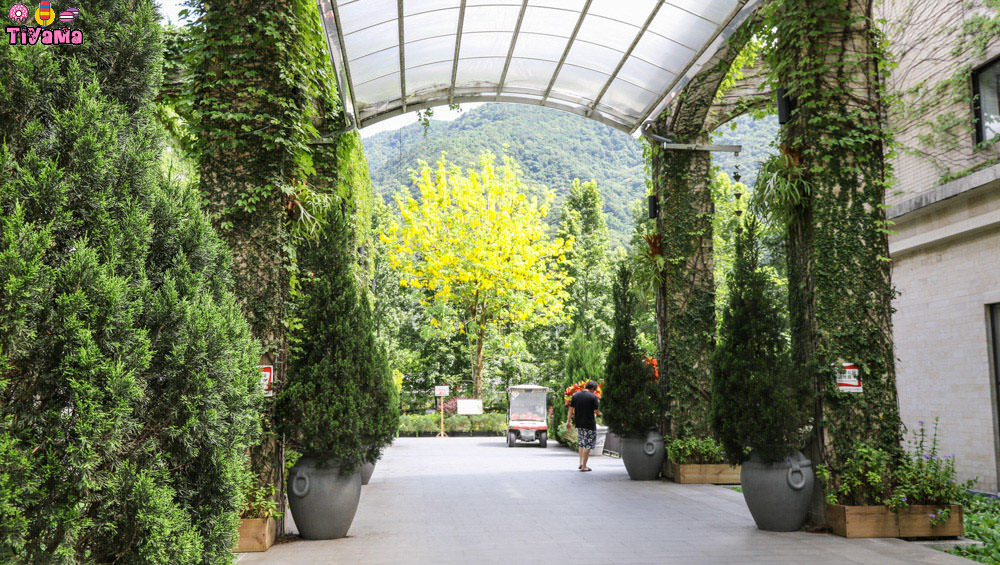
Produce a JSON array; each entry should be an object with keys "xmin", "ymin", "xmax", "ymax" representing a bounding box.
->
[{"xmin": 317, "ymin": 0, "xmax": 762, "ymax": 135}]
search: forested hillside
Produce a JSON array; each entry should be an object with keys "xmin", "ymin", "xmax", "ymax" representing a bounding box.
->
[{"xmin": 362, "ymin": 103, "xmax": 778, "ymax": 245}]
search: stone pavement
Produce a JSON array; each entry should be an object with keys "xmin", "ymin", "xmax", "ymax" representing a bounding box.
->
[{"xmin": 238, "ymin": 437, "xmax": 973, "ymax": 564}]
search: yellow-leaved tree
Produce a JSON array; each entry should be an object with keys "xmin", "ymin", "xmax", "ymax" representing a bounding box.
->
[{"xmin": 384, "ymin": 153, "xmax": 572, "ymax": 398}]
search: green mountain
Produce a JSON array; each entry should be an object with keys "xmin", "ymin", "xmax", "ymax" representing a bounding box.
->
[{"xmin": 362, "ymin": 103, "xmax": 777, "ymax": 246}]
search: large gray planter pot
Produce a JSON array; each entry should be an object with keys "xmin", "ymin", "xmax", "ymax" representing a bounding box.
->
[
  {"xmin": 620, "ymin": 430, "xmax": 664, "ymax": 480},
  {"xmin": 287, "ymin": 456, "xmax": 362, "ymax": 540},
  {"xmin": 740, "ymin": 450, "xmax": 814, "ymax": 532},
  {"xmin": 360, "ymin": 461, "xmax": 376, "ymax": 485}
]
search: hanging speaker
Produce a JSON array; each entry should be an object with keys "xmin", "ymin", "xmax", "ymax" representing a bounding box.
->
[
  {"xmin": 648, "ymin": 194, "xmax": 659, "ymax": 219},
  {"xmin": 777, "ymin": 88, "xmax": 796, "ymax": 125}
]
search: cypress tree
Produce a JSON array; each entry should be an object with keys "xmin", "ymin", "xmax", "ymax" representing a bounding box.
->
[
  {"xmin": 601, "ymin": 263, "xmax": 660, "ymax": 437},
  {"xmin": 711, "ymin": 217, "xmax": 801, "ymax": 464},
  {"xmin": 0, "ymin": 1, "xmax": 260, "ymax": 560},
  {"xmin": 553, "ymin": 328, "xmax": 604, "ymax": 429},
  {"xmin": 277, "ymin": 209, "xmax": 399, "ymax": 467}
]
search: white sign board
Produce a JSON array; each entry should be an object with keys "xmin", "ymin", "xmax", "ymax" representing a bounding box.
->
[
  {"xmin": 836, "ymin": 363, "xmax": 862, "ymax": 393},
  {"xmin": 434, "ymin": 385, "xmax": 450, "ymax": 397},
  {"xmin": 456, "ymin": 399, "xmax": 484, "ymax": 415},
  {"xmin": 259, "ymin": 365, "xmax": 274, "ymax": 397}
]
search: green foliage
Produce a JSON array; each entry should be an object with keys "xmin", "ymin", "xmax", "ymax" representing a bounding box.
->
[
  {"xmin": 0, "ymin": 2, "xmax": 261, "ymax": 560},
  {"xmin": 819, "ymin": 422, "xmax": 972, "ymax": 527},
  {"xmin": 557, "ymin": 179, "xmax": 614, "ymax": 341},
  {"xmin": 817, "ymin": 444, "xmax": 902, "ymax": 509},
  {"xmin": 750, "ymin": 153, "xmax": 812, "ymax": 228},
  {"xmin": 553, "ymin": 328, "xmax": 605, "ymax": 432},
  {"xmin": 277, "ymin": 211, "xmax": 399, "ymax": 469},
  {"xmin": 711, "ymin": 218, "xmax": 802, "ymax": 464},
  {"xmin": 950, "ymin": 494, "xmax": 1000, "ymax": 563},
  {"xmin": 397, "ymin": 413, "xmax": 507, "ymax": 435},
  {"xmin": 602, "ymin": 264, "xmax": 660, "ymax": 437},
  {"xmin": 666, "ymin": 437, "xmax": 727, "ymax": 465},
  {"xmin": 763, "ymin": 0, "xmax": 903, "ymax": 495},
  {"xmin": 363, "ymin": 103, "xmax": 645, "ymax": 246}
]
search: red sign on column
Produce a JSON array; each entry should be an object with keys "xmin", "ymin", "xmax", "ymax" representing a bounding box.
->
[
  {"xmin": 836, "ymin": 363, "xmax": 862, "ymax": 393},
  {"xmin": 259, "ymin": 365, "xmax": 274, "ymax": 397}
]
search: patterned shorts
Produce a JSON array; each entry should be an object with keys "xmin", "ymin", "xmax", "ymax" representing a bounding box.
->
[{"xmin": 577, "ymin": 428, "xmax": 596, "ymax": 450}]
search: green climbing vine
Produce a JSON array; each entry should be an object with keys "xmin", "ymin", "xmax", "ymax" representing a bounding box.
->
[
  {"xmin": 885, "ymin": 0, "xmax": 1000, "ymax": 184},
  {"xmin": 762, "ymin": 0, "xmax": 902, "ymax": 511},
  {"xmin": 180, "ymin": 0, "xmax": 376, "ymax": 522}
]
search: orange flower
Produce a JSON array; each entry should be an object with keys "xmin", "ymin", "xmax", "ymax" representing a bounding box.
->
[{"xmin": 643, "ymin": 356, "xmax": 659, "ymax": 381}]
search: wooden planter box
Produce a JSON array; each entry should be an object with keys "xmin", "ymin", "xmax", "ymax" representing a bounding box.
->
[
  {"xmin": 233, "ymin": 517, "xmax": 276, "ymax": 552},
  {"xmin": 666, "ymin": 461, "xmax": 741, "ymax": 484},
  {"xmin": 827, "ymin": 504, "xmax": 963, "ymax": 538}
]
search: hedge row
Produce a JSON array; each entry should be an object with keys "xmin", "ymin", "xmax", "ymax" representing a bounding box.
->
[{"xmin": 398, "ymin": 413, "xmax": 507, "ymax": 435}]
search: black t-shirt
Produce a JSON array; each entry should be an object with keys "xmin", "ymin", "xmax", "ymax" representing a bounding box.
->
[{"xmin": 570, "ymin": 390, "xmax": 599, "ymax": 431}]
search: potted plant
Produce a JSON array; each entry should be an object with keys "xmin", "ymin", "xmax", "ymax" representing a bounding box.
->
[
  {"xmin": 712, "ymin": 217, "xmax": 811, "ymax": 531},
  {"xmin": 276, "ymin": 211, "xmax": 400, "ymax": 540},
  {"xmin": 602, "ymin": 263, "xmax": 664, "ymax": 480},
  {"xmin": 665, "ymin": 437, "xmax": 741, "ymax": 484},
  {"xmin": 233, "ymin": 482, "xmax": 280, "ymax": 552},
  {"xmin": 822, "ymin": 421, "xmax": 971, "ymax": 538}
]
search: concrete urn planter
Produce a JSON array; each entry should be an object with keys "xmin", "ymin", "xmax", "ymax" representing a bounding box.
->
[
  {"xmin": 360, "ymin": 461, "xmax": 376, "ymax": 485},
  {"xmin": 620, "ymin": 429, "xmax": 665, "ymax": 480},
  {"xmin": 740, "ymin": 451, "xmax": 814, "ymax": 532},
  {"xmin": 287, "ymin": 456, "xmax": 362, "ymax": 540}
]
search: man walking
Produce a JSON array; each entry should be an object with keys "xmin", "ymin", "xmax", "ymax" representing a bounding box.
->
[{"xmin": 566, "ymin": 381, "xmax": 599, "ymax": 471}]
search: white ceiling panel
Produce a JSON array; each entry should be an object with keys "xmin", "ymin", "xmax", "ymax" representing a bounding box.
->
[{"xmin": 321, "ymin": 0, "xmax": 757, "ymax": 133}]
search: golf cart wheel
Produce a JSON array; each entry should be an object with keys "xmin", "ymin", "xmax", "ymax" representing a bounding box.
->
[
  {"xmin": 539, "ymin": 431, "xmax": 547, "ymax": 448},
  {"xmin": 507, "ymin": 431, "xmax": 516, "ymax": 447}
]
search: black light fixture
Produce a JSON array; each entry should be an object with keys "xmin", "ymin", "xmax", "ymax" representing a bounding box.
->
[
  {"xmin": 777, "ymin": 88, "xmax": 796, "ymax": 125},
  {"xmin": 648, "ymin": 194, "xmax": 659, "ymax": 219}
]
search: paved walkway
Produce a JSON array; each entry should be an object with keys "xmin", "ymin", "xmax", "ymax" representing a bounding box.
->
[{"xmin": 240, "ymin": 437, "xmax": 972, "ymax": 564}]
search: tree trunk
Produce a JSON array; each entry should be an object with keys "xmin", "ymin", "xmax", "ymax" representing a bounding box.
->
[{"xmin": 473, "ymin": 328, "xmax": 486, "ymax": 399}]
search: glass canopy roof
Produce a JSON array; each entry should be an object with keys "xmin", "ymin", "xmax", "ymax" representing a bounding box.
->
[{"xmin": 317, "ymin": 0, "xmax": 758, "ymax": 134}]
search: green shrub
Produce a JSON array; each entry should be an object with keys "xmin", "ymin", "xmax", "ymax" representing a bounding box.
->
[
  {"xmin": 554, "ymin": 328, "xmax": 604, "ymax": 433},
  {"xmin": 601, "ymin": 263, "xmax": 660, "ymax": 437},
  {"xmin": 950, "ymin": 494, "xmax": 1000, "ymax": 563},
  {"xmin": 398, "ymin": 413, "xmax": 506, "ymax": 435},
  {"xmin": 819, "ymin": 421, "xmax": 974, "ymax": 527},
  {"xmin": 666, "ymin": 437, "xmax": 727, "ymax": 465},
  {"xmin": 0, "ymin": 4, "xmax": 261, "ymax": 559},
  {"xmin": 445, "ymin": 415, "xmax": 472, "ymax": 433},
  {"xmin": 277, "ymin": 211, "xmax": 399, "ymax": 469},
  {"xmin": 711, "ymin": 218, "xmax": 803, "ymax": 464}
]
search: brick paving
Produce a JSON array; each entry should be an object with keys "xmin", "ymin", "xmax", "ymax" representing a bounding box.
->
[{"xmin": 238, "ymin": 437, "xmax": 973, "ymax": 564}]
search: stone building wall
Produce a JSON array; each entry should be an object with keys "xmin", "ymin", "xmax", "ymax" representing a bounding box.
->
[{"xmin": 879, "ymin": 0, "xmax": 1000, "ymax": 490}]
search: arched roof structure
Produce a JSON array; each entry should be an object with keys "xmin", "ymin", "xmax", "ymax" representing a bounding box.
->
[{"xmin": 317, "ymin": 0, "xmax": 760, "ymax": 134}]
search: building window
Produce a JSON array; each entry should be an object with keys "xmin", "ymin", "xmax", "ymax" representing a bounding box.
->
[{"xmin": 974, "ymin": 57, "xmax": 1000, "ymax": 144}]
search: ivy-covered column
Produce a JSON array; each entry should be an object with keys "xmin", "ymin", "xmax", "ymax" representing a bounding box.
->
[
  {"xmin": 189, "ymin": 0, "xmax": 322, "ymax": 526},
  {"xmin": 648, "ymin": 17, "xmax": 760, "ymax": 439},
  {"xmin": 766, "ymin": 0, "xmax": 901, "ymax": 523}
]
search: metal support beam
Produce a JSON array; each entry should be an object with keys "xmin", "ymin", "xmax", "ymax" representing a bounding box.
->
[
  {"xmin": 661, "ymin": 142, "xmax": 741, "ymax": 153},
  {"xmin": 543, "ymin": 0, "xmax": 592, "ymax": 102},
  {"xmin": 497, "ymin": 0, "xmax": 530, "ymax": 100},
  {"xmin": 449, "ymin": 0, "xmax": 467, "ymax": 106},
  {"xmin": 398, "ymin": 0, "xmax": 407, "ymax": 112}
]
